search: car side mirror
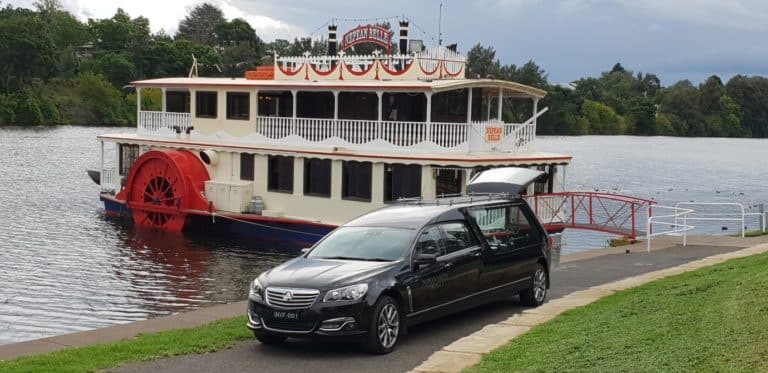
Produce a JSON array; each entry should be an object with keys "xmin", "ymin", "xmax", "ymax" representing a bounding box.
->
[
  {"xmin": 414, "ymin": 253, "xmax": 437, "ymax": 269},
  {"xmin": 300, "ymin": 248, "xmax": 311, "ymax": 255}
]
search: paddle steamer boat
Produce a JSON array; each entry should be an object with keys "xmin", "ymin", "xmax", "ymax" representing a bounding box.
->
[{"xmin": 94, "ymin": 22, "xmax": 572, "ymax": 246}]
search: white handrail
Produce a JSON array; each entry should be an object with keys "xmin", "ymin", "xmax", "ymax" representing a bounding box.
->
[
  {"xmin": 646, "ymin": 205, "xmax": 695, "ymax": 252},
  {"xmin": 674, "ymin": 202, "xmax": 747, "ymax": 238}
]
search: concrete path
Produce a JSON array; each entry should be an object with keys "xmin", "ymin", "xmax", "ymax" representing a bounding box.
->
[{"xmin": 104, "ymin": 238, "xmax": 758, "ymax": 373}]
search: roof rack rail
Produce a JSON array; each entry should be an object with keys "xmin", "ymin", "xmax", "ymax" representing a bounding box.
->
[{"xmin": 395, "ymin": 192, "xmax": 514, "ymax": 206}]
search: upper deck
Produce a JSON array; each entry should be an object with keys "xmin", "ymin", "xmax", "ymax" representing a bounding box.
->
[{"xmin": 127, "ymin": 47, "xmax": 552, "ymax": 158}]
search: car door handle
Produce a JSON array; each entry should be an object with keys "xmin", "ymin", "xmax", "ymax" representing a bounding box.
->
[
  {"xmin": 470, "ymin": 248, "xmax": 483, "ymax": 257},
  {"xmin": 443, "ymin": 262, "xmax": 454, "ymax": 269}
]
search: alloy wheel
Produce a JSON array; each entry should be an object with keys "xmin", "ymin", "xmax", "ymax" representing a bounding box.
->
[
  {"xmin": 533, "ymin": 268, "xmax": 547, "ymax": 303},
  {"xmin": 377, "ymin": 303, "xmax": 399, "ymax": 349}
]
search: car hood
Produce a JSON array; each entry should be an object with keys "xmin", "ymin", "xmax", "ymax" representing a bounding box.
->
[{"xmin": 263, "ymin": 257, "xmax": 398, "ymax": 290}]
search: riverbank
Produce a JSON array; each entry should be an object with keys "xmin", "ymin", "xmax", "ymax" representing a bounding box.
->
[
  {"xmin": 467, "ymin": 249, "xmax": 768, "ymax": 372},
  {"xmin": 2, "ymin": 235, "xmax": 765, "ymax": 373}
]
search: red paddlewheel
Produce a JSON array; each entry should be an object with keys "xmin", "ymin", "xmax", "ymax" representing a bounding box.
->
[{"xmin": 118, "ymin": 150, "xmax": 210, "ymax": 232}]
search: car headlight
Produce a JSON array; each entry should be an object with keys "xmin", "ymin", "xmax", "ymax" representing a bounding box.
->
[
  {"xmin": 323, "ymin": 284, "xmax": 368, "ymax": 302},
  {"xmin": 249, "ymin": 279, "xmax": 264, "ymax": 300}
]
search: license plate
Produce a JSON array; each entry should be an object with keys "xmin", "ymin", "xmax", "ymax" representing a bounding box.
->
[{"xmin": 272, "ymin": 310, "xmax": 300, "ymax": 320}]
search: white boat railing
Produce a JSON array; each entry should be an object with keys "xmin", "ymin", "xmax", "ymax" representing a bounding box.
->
[
  {"xmin": 101, "ymin": 167, "xmax": 118, "ymax": 193},
  {"xmin": 138, "ymin": 111, "xmax": 192, "ymax": 135},
  {"xmin": 136, "ymin": 111, "xmax": 538, "ymax": 153}
]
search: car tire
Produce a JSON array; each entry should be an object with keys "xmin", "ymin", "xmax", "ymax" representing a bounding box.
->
[
  {"xmin": 519, "ymin": 263, "xmax": 548, "ymax": 307},
  {"xmin": 254, "ymin": 333, "xmax": 287, "ymax": 345},
  {"xmin": 366, "ymin": 296, "xmax": 401, "ymax": 354}
]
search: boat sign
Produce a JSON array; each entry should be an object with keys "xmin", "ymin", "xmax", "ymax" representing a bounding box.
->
[
  {"xmin": 485, "ymin": 126, "xmax": 503, "ymax": 143},
  {"xmin": 341, "ymin": 25, "xmax": 393, "ymax": 53}
]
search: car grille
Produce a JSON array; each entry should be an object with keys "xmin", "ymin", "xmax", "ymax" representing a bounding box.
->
[
  {"xmin": 265, "ymin": 287, "xmax": 319, "ymax": 310},
  {"xmin": 262, "ymin": 318, "xmax": 316, "ymax": 332}
]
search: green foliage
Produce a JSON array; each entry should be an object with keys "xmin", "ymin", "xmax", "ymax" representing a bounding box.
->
[
  {"xmin": 266, "ymin": 37, "xmax": 327, "ymax": 57},
  {"xmin": 471, "ymin": 252, "xmax": 768, "ymax": 372},
  {"xmin": 581, "ymin": 99, "xmax": 625, "ymax": 134},
  {"xmin": 0, "ymin": 316, "xmax": 252, "ymax": 373},
  {"xmin": 0, "ymin": 10, "xmax": 57, "ymax": 91},
  {"xmin": 466, "ymin": 44, "xmax": 502, "ymax": 79},
  {"xmin": 175, "ymin": 3, "xmax": 225, "ymax": 46},
  {"xmin": 72, "ymin": 73, "xmax": 133, "ymax": 125},
  {"xmin": 86, "ymin": 52, "xmax": 136, "ymax": 88}
]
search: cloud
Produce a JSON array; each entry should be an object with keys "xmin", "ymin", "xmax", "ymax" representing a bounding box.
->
[
  {"xmin": 218, "ymin": 0, "xmax": 305, "ymax": 41},
  {"xmin": 477, "ymin": 0, "xmax": 542, "ymax": 12},
  {"xmin": 617, "ymin": 0, "xmax": 768, "ymax": 31},
  {"xmin": 7, "ymin": 0, "xmax": 305, "ymax": 40}
]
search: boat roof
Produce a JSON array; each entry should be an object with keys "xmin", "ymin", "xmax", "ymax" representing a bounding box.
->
[{"xmin": 130, "ymin": 77, "xmax": 547, "ymax": 99}]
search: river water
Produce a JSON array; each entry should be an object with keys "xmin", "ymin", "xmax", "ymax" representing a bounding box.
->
[{"xmin": 1, "ymin": 126, "xmax": 766, "ymax": 345}]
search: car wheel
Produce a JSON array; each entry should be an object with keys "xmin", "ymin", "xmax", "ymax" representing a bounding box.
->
[
  {"xmin": 519, "ymin": 263, "xmax": 547, "ymax": 307},
  {"xmin": 367, "ymin": 296, "xmax": 400, "ymax": 354},
  {"xmin": 254, "ymin": 332, "xmax": 286, "ymax": 345}
]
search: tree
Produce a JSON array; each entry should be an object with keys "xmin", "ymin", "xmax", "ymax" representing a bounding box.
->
[
  {"xmin": 581, "ymin": 99, "xmax": 625, "ymax": 135},
  {"xmin": 626, "ymin": 96, "xmax": 656, "ymax": 135},
  {"xmin": 88, "ymin": 9, "xmax": 150, "ymax": 52},
  {"xmin": 176, "ymin": 3, "xmax": 225, "ymax": 46},
  {"xmin": 466, "ymin": 44, "xmax": 501, "ymax": 79},
  {"xmin": 726, "ymin": 75, "xmax": 768, "ymax": 137},
  {"xmin": 0, "ymin": 12, "xmax": 56, "ymax": 91},
  {"xmin": 539, "ymin": 86, "xmax": 585, "ymax": 135},
  {"xmin": 88, "ymin": 52, "xmax": 136, "ymax": 87},
  {"xmin": 215, "ymin": 18, "xmax": 262, "ymax": 50}
]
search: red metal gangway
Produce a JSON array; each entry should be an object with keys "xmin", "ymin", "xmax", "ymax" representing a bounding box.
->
[{"xmin": 523, "ymin": 192, "xmax": 656, "ymax": 239}]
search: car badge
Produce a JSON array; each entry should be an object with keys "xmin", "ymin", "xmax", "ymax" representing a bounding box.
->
[{"xmin": 283, "ymin": 291, "xmax": 293, "ymax": 302}]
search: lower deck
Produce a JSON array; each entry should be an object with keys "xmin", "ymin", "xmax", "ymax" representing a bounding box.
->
[{"xmin": 99, "ymin": 136, "xmax": 570, "ymax": 227}]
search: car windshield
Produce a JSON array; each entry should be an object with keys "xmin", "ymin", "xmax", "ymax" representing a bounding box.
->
[{"xmin": 307, "ymin": 227, "xmax": 415, "ymax": 261}]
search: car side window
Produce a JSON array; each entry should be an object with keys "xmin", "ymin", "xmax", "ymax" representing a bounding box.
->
[
  {"xmin": 439, "ymin": 222, "xmax": 479, "ymax": 254},
  {"xmin": 414, "ymin": 226, "xmax": 445, "ymax": 257},
  {"xmin": 469, "ymin": 204, "xmax": 539, "ymax": 252}
]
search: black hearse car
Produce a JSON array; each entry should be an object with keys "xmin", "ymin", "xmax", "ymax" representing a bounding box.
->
[{"xmin": 246, "ymin": 168, "xmax": 551, "ymax": 354}]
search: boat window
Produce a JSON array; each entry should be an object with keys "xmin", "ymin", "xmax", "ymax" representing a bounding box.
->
[
  {"xmin": 196, "ymin": 91, "xmax": 217, "ymax": 118},
  {"xmin": 338, "ymin": 92, "xmax": 377, "ymax": 120},
  {"xmin": 304, "ymin": 158, "xmax": 331, "ymax": 198},
  {"xmin": 297, "ymin": 92, "xmax": 333, "ymax": 119},
  {"xmin": 165, "ymin": 91, "xmax": 190, "ymax": 113},
  {"xmin": 258, "ymin": 92, "xmax": 292, "ymax": 117},
  {"xmin": 431, "ymin": 89, "xmax": 469, "ymax": 123},
  {"xmin": 268, "ymin": 155, "xmax": 294, "ymax": 193},
  {"xmin": 119, "ymin": 144, "xmax": 139, "ymax": 176},
  {"xmin": 384, "ymin": 164, "xmax": 422, "ymax": 202},
  {"xmin": 342, "ymin": 161, "xmax": 372, "ymax": 202},
  {"xmin": 468, "ymin": 204, "xmax": 540, "ymax": 253},
  {"xmin": 240, "ymin": 153, "xmax": 254, "ymax": 181},
  {"xmin": 226, "ymin": 92, "xmax": 249, "ymax": 120},
  {"xmin": 435, "ymin": 168, "xmax": 463, "ymax": 196},
  {"xmin": 382, "ymin": 93, "xmax": 426, "ymax": 122}
]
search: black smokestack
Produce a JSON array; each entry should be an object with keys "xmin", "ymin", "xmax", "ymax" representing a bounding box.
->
[
  {"xmin": 328, "ymin": 24, "xmax": 338, "ymax": 56},
  {"xmin": 399, "ymin": 20, "xmax": 409, "ymax": 55}
]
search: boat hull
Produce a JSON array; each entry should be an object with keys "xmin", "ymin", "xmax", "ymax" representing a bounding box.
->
[{"xmin": 100, "ymin": 194, "xmax": 335, "ymax": 250}]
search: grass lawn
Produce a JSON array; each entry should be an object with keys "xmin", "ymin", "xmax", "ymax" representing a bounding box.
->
[
  {"xmin": 470, "ymin": 252, "xmax": 768, "ymax": 372},
  {"xmin": 0, "ymin": 316, "xmax": 251, "ymax": 373}
]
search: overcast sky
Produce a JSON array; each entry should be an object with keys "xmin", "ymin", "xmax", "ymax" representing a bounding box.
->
[{"xmin": 8, "ymin": 0, "xmax": 768, "ymax": 84}]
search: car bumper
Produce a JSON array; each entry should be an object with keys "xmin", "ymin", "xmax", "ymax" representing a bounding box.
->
[{"xmin": 246, "ymin": 297, "xmax": 371, "ymax": 338}]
